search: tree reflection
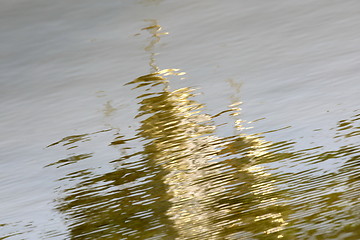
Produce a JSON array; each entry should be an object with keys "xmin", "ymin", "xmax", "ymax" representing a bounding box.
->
[{"xmin": 46, "ymin": 22, "xmax": 360, "ymax": 240}]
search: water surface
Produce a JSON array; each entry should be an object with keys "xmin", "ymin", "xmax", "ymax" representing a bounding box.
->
[{"xmin": 1, "ymin": 1, "xmax": 359, "ymax": 239}]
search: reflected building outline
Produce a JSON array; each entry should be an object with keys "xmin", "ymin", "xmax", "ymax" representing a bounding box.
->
[
  {"xmin": 46, "ymin": 20, "xmax": 289, "ymax": 240},
  {"xmin": 45, "ymin": 21, "xmax": 360, "ymax": 240}
]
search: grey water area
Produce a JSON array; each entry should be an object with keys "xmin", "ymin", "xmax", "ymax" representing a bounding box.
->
[{"xmin": 1, "ymin": 0, "xmax": 359, "ymax": 239}]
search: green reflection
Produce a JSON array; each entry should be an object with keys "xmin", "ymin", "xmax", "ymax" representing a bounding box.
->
[{"xmin": 46, "ymin": 22, "xmax": 360, "ymax": 240}]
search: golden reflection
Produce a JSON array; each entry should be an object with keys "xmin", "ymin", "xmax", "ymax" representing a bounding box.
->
[
  {"xmin": 46, "ymin": 21, "xmax": 290, "ymax": 239},
  {"xmin": 142, "ymin": 19, "xmax": 169, "ymax": 73},
  {"xmin": 46, "ymin": 21, "xmax": 360, "ymax": 240},
  {"xmin": 121, "ymin": 21, "xmax": 289, "ymax": 239},
  {"xmin": 128, "ymin": 70, "xmax": 223, "ymax": 239}
]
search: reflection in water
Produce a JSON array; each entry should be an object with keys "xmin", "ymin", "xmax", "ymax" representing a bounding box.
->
[
  {"xmin": 125, "ymin": 66, "xmax": 289, "ymax": 239},
  {"xmin": 46, "ymin": 22, "xmax": 360, "ymax": 239}
]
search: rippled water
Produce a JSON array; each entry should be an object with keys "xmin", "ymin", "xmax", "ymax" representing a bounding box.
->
[{"xmin": 1, "ymin": 1, "xmax": 360, "ymax": 239}]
